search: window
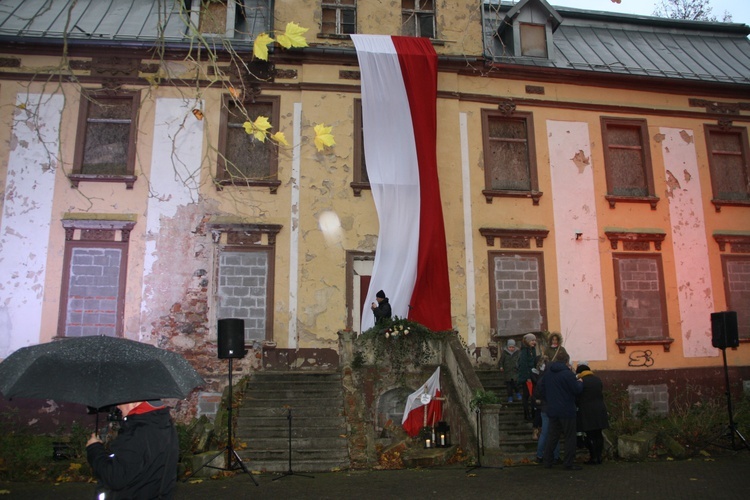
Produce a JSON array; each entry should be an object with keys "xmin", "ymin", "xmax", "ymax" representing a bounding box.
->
[
  {"xmin": 217, "ymin": 94, "xmax": 281, "ymax": 192},
  {"xmin": 58, "ymin": 218, "xmax": 135, "ymax": 337},
  {"xmin": 351, "ymin": 98, "xmax": 369, "ymax": 196},
  {"xmin": 321, "ymin": 0, "xmax": 356, "ymax": 36},
  {"xmin": 519, "ymin": 23, "xmax": 547, "ymax": 58},
  {"xmin": 721, "ymin": 256, "xmax": 750, "ymax": 341},
  {"xmin": 402, "ymin": 0, "xmax": 435, "ymax": 38},
  {"xmin": 209, "ymin": 223, "xmax": 282, "ymax": 342},
  {"xmin": 190, "ymin": 0, "xmax": 269, "ymax": 39},
  {"xmin": 612, "ymin": 254, "xmax": 669, "ymax": 344},
  {"xmin": 601, "ymin": 117, "xmax": 658, "ymax": 209},
  {"xmin": 705, "ymin": 124, "xmax": 750, "ymax": 211},
  {"xmin": 488, "ymin": 251, "xmax": 547, "ymax": 336},
  {"xmin": 481, "ymin": 110, "xmax": 541, "ymax": 204},
  {"xmin": 71, "ymin": 90, "xmax": 140, "ymax": 189}
]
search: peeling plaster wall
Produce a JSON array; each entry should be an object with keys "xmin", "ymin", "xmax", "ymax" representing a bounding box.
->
[
  {"xmin": 547, "ymin": 120, "xmax": 607, "ymax": 361},
  {"xmin": 658, "ymin": 127, "xmax": 716, "ymax": 358},
  {"xmin": 140, "ymin": 97, "xmax": 206, "ymax": 343},
  {"xmin": 0, "ymin": 93, "xmax": 61, "ymax": 357}
]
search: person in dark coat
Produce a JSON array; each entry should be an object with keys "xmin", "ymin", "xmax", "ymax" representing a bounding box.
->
[
  {"xmin": 543, "ymin": 332, "xmax": 569, "ymax": 364},
  {"xmin": 87, "ymin": 400, "xmax": 179, "ymax": 499},
  {"xmin": 576, "ymin": 363, "xmax": 609, "ymax": 464},
  {"xmin": 371, "ymin": 289, "xmax": 392, "ymax": 325},
  {"xmin": 537, "ymin": 352, "xmax": 583, "ymax": 470},
  {"xmin": 498, "ymin": 339, "xmax": 521, "ymax": 403},
  {"xmin": 517, "ymin": 333, "xmax": 539, "ymax": 421}
]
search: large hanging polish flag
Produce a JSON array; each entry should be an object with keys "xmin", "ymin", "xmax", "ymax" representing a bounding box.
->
[
  {"xmin": 352, "ymin": 35, "xmax": 452, "ymax": 333},
  {"xmin": 402, "ymin": 366, "xmax": 443, "ymax": 437}
]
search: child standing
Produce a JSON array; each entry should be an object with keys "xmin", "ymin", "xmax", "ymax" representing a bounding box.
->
[{"xmin": 499, "ymin": 339, "xmax": 521, "ymax": 403}]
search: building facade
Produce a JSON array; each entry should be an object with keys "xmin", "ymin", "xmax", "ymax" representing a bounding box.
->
[{"xmin": 0, "ymin": 0, "xmax": 749, "ymax": 416}]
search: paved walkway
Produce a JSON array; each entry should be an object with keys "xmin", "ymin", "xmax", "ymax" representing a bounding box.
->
[{"xmin": 1, "ymin": 453, "xmax": 749, "ymax": 499}]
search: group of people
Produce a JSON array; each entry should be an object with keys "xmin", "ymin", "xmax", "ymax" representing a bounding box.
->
[{"xmin": 498, "ymin": 332, "xmax": 609, "ymax": 469}]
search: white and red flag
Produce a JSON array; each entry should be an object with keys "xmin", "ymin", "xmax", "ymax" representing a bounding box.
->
[
  {"xmin": 352, "ymin": 35, "xmax": 452, "ymax": 333},
  {"xmin": 401, "ymin": 367, "xmax": 442, "ymax": 437}
]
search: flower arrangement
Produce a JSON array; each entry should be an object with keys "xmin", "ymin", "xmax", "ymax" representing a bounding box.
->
[{"xmin": 354, "ymin": 317, "xmax": 455, "ymax": 376}]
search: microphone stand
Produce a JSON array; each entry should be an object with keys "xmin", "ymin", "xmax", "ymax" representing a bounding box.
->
[{"xmin": 273, "ymin": 407, "xmax": 314, "ymax": 481}]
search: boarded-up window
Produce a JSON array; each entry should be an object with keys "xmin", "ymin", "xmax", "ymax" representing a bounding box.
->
[
  {"xmin": 613, "ymin": 255, "xmax": 668, "ymax": 340},
  {"xmin": 217, "ymin": 249, "xmax": 272, "ymax": 342},
  {"xmin": 73, "ymin": 91, "xmax": 139, "ymax": 183},
  {"xmin": 58, "ymin": 220, "xmax": 134, "ymax": 338},
  {"xmin": 482, "ymin": 110, "xmax": 538, "ymax": 194},
  {"xmin": 217, "ymin": 95, "xmax": 281, "ymax": 190},
  {"xmin": 200, "ymin": 0, "xmax": 227, "ymax": 34},
  {"xmin": 520, "ymin": 23, "xmax": 547, "ymax": 58},
  {"xmin": 705, "ymin": 125, "xmax": 750, "ymax": 203},
  {"xmin": 489, "ymin": 252, "xmax": 546, "ymax": 336},
  {"xmin": 322, "ymin": 0, "xmax": 356, "ymax": 35},
  {"xmin": 722, "ymin": 256, "xmax": 750, "ymax": 340},
  {"xmin": 602, "ymin": 118, "xmax": 654, "ymax": 198},
  {"xmin": 402, "ymin": 0, "xmax": 435, "ymax": 38}
]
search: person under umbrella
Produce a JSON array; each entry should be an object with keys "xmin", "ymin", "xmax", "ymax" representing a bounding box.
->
[{"xmin": 87, "ymin": 399, "xmax": 179, "ymax": 499}]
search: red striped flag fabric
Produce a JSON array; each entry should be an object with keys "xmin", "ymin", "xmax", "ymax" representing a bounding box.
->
[{"xmin": 352, "ymin": 35, "xmax": 452, "ymax": 333}]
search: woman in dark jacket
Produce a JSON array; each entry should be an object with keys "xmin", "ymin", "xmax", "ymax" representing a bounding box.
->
[{"xmin": 576, "ymin": 364, "xmax": 609, "ymax": 464}]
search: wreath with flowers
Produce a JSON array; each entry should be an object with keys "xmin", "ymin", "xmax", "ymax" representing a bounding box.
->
[{"xmin": 353, "ymin": 317, "xmax": 455, "ymax": 375}]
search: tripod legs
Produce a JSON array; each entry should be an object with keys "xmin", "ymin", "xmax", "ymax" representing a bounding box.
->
[
  {"xmin": 273, "ymin": 408, "xmax": 314, "ymax": 481},
  {"xmin": 184, "ymin": 358, "xmax": 258, "ymax": 485},
  {"xmin": 713, "ymin": 348, "xmax": 750, "ymax": 452}
]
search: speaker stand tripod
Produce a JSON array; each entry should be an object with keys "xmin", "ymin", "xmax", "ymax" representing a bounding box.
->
[
  {"xmin": 713, "ymin": 347, "xmax": 750, "ymax": 452},
  {"xmin": 273, "ymin": 407, "xmax": 314, "ymax": 481},
  {"xmin": 466, "ymin": 407, "xmax": 503, "ymax": 474},
  {"xmin": 185, "ymin": 358, "xmax": 258, "ymax": 484}
]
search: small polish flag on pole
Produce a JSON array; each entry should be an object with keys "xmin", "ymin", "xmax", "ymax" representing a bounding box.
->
[{"xmin": 401, "ymin": 367, "xmax": 443, "ymax": 437}]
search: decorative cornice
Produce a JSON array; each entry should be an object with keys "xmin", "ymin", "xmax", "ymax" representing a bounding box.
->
[
  {"xmin": 605, "ymin": 230, "xmax": 666, "ymax": 251},
  {"xmin": 479, "ymin": 227, "xmax": 549, "ymax": 248}
]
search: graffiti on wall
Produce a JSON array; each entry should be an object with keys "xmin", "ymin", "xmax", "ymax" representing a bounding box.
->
[{"xmin": 628, "ymin": 350, "xmax": 655, "ymax": 368}]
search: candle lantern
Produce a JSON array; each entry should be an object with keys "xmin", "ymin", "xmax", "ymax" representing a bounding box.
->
[
  {"xmin": 421, "ymin": 426, "xmax": 433, "ymax": 448},
  {"xmin": 435, "ymin": 421, "xmax": 451, "ymax": 447}
]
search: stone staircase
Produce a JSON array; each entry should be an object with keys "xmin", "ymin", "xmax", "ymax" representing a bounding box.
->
[
  {"xmin": 235, "ymin": 371, "xmax": 350, "ymax": 473},
  {"xmin": 475, "ymin": 369, "xmax": 538, "ymax": 463}
]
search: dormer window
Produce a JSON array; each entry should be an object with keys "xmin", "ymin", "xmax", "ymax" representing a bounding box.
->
[
  {"xmin": 190, "ymin": 0, "xmax": 268, "ymax": 39},
  {"xmin": 519, "ymin": 23, "xmax": 547, "ymax": 58},
  {"xmin": 494, "ymin": 0, "xmax": 562, "ymax": 60}
]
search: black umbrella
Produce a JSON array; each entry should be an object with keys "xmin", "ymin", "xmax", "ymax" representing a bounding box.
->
[{"xmin": 0, "ymin": 335, "xmax": 204, "ymax": 409}]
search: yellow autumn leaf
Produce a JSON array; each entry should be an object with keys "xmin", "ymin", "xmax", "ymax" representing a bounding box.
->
[
  {"xmin": 242, "ymin": 116, "xmax": 272, "ymax": 142},
  {"xmin": 277, "ymin": 22, "xmax": 309, "ymax": 49},
  {"xmin": 314, "ymin": 123, "xmax": 335, "ymax": 151},
  {"xmin": 271, "ymin": 131, "xmax": 289, "ymax": 146},
  {"xmin": 253, "ymin": 32, "xmax": 274, "ymax": 61}
]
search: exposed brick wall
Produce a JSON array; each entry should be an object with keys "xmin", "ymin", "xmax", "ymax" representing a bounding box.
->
[
  {"xmin": 492, "ymin": 254, "xmax": 543, "ymax": 334},
  {"xmin": 150, "ymin": 270, "xmax": 261, "ymax": 424},
  {"xmin": 65, "ymin": 247, "xmax": 122, "ymax": 336},
  {"xmin": 616, "ymin": 256, "xmax": 664, "ymax": 339},
  {"xmin": 725, "ymin": 258, "xmax": 750, "ymax": 339},
  {"xmin": 217, "ymin": 250, "xmax": 268, "ymax": 342}
]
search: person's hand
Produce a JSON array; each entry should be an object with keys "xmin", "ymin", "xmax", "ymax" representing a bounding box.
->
[
  {"xmin": 371, "ymin": 302, "xmax": 377, "ymax": 310},
  {"xmin": 87, "ymin": 433, "xmax": 103, "ymax": 447},
  {"xmin": 500, "ymin": 367, "xmax": 504, "ymax": 372}
]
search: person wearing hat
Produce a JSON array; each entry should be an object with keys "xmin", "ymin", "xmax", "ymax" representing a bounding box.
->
[
  {"xmin": 86, "ymin": 400, "xmax": 179, "ymax": 498},
  {"xmin": 498, "ymin": 339, "xmax": 521, "ymax": 403},
  {"xmin": 576, "ymin": 363, "xmax": 609, "ymax": 465},
  {"xmin": 517, "ymin": 333, "xmax": 540, "ymax": 421},
  {"xmin": 371, "ymin": 290, "xmax": 392, "ymax": 325}
]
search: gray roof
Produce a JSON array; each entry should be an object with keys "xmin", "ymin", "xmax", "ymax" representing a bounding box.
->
[
  {"xmin": 484, "ymin": 1, "xmax": 750, "ymax": 85},
  {"xmin": 0, "ymin": 0, "xmax": 748, "ymax": 86},
  {"xmin": 0, "ymin": 0, "xmax": 271, "ymax": 46}
]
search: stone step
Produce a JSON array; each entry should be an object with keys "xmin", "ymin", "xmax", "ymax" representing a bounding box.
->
[
  {"xmin": 237, "ymin": 406, "xmax": 344, "ymax": 421},
  {"xmin": 243, "ymin": 436, "xmax": 348, "ymax": 451},
  {"xmin": 239, "ymin": 454, "xmax": 349, "ymax": 473},
  {"xmin": 238, "ymin": 414, "xmax": 346, "ymax": 428},
  {"xmin": 236, "ymin": 370, "xmax": 349, "ymax": 473},
  {"xmin": 244, "ymin": 388, "xmax": 342, "ymax": 399},
  {"xmin": 250, "ymin": 371, "xmax": 341, "ymax": 382},
  {"xmin": 240, "ymin": 396, "xmax": 343, "ymax": 408}
]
